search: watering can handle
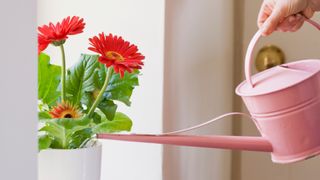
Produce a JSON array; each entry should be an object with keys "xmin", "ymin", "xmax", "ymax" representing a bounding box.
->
[{"xmin": 245, "ymin": 18, "xmax": 320, "ymax": 88}]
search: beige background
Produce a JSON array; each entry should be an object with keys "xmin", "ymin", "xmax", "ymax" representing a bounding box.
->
[{"xmin": 163, "ymin": 0, "xmax": 235, "ymax": 180}]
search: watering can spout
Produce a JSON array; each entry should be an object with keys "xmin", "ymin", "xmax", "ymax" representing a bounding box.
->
[{"xmin": 97, "ymin": 134, "xmax": 273, "ymax": 152}]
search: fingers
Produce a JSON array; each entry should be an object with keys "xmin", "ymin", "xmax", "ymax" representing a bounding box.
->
[
  {"xmin": 261, "ymin": 6, "xmax": 284, "ymax": 36},
  {"xmin": 276, "ymin": 14, "xmax": 304, "ymax": 32},
  {"xmin": 257, "ymin": 0, "xmax": 315, "ymax": 36},
  {"xmin": 290, "ymin": 19, "xmax": 304, "ymax": 31},
  {"xmin": 289, "ymin": 15, "xmax": 304, "ymax": 32},
  {"xmin": 257, "ymin": 1, "xmax": 270, "ymax": 29}
]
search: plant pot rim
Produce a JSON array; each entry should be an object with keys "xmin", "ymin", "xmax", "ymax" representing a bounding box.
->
[{"xmin": 39, "ymin": 140, "xmax": 102, "ymax": 153}]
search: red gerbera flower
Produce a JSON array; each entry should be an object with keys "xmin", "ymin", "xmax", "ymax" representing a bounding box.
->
[
  {"xmin": 38, "ymin": 35, "xmax": 50, "ymax": 54},
  {"xmin": 88, "ymin": 33, "xmax": 145, "ymax": 77},
  {"xmin": 38, "ymin": 16, "xmax": 85, "ymax": 53},
  {"xmin": 49, "ymin": 101, "xmax": 82, "ymax": 119}
]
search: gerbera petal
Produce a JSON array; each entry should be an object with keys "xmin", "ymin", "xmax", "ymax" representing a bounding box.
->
[
  {"xmin": 37, "ymin": 16, "xmax": 85, "ymax": 47},
  {"xmin": 88, "ymin": 32, "xmax": 145, "ymax": 77},
  {"xmin": 68, "ymin": 16, "xmax": 85, "ymax": 35},
  {"xmin": 49, "ymin": 101, "xmax": 82, "ymax": 119},
  {"xmin": 38, "ymin": 35, "xmax": 51, "ymax": 53},
  {"xmin": 119, "ymin": 70, "xmax": 125, "ymax": 78},
  {"xmin": 125, "ymin": 45, "xmax": 139, "ymax": 56}
]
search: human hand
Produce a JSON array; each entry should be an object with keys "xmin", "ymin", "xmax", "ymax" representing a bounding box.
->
[{"xmin": 258, "ymin": 0, "xmax": 319, "ymax": 36}]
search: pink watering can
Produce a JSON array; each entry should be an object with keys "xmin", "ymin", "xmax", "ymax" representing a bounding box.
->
[{"xmin": 98, "ymin": 18, "xmax": 320, "ymax": 164}]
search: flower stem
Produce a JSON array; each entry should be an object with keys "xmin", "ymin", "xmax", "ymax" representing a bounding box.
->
[
  {"xmin": 87, "ymin": 68, "xmax": 113, "ymax": 118},
  {"xmin": 60, "ymin": 44, "xmax": 66, "ymax": 102}
]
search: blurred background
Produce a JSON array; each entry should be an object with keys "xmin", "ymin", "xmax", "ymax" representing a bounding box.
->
[{"xmin": 2, "ymin": 0, "xmax": 318, "ymax": 180}]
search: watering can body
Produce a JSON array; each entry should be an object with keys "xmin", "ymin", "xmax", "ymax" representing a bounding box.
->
[
  {"xmin": 98, "ymin": 18, "xmax": 320, "ymax": 164},
  {"xmin": 236, "ymin": 60, "xmax": 320, "ymax": 163}
]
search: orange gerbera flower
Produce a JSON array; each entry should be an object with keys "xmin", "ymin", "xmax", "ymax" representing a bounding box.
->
[
  {"xmin": 88, "ymin": 33, "xmax": 145, "ymax": 77},
  {"xmin": 49, "ymin": 102, "xmax": 82, "ymax": 119},
  {"xmin": 38, "ymin": 16, "xmax": 85, "ymax": 53}
]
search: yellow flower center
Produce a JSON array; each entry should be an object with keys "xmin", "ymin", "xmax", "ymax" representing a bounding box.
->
[
  {"xmin": 49, "ymin": 101, "xmax": 82, "ymax": 119},
  {"xmin": 64, "ymin": 113, "xmax": 73, "ymax": 118},
  {"xmin": 105, "ymin": 51, "xmax": 124, "ymax": 62},
  {"xmin": 61, "ymin": 110, "xmax": 80, "ymax": 119}
]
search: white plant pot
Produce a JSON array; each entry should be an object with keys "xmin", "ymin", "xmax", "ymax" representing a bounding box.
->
[{"xmin": 38, "ymin": 142, "xmax": 102, "ymax": 180}]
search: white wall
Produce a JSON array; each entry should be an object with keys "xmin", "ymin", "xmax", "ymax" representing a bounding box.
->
[
  {"xmin": 0, "ymin": 0, "xmax": 37, "ymax": 180},
  {"xmin": 163, "ymin": 0, "xmax": 234, "ymax": 180},
  {"xmin": 38, "ymin": 0, "xmax": 165, "ymax": 179}
]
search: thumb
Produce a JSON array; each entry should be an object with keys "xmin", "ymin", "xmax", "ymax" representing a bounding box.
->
[{"xmin": 261, "ymin": 6, "xmax": 284, "ymax": 36}]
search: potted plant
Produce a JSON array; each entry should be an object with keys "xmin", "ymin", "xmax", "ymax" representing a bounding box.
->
[{"xmin": 37, "ymin": 16, "xmax": 145, "ymax": 180}]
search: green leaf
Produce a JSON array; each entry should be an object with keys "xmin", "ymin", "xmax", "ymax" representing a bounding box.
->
[
  {"xmin": 65, "ymin": 125, "xmax": 91, "ymax": 147},
  {"xmin": 82, "ymin": 92, "xmax": 94, "ymax": 109},
  {"xmin": 96, "ymin": 63, "xmax": 107, "ymax": 88},
  {"xmin": 51, "ymin": 117, "xmax": 91, "ymax": 129},
  {"xmin": 103, "ymin": 70, "xmax": 139, "ymax": 106},
  {"xmin": 38, "ymin": 53, "xmax": 61, "ymax": 106},
  {"xmin": 94, "ymin": 64, "xmax": 139, "ymax": 106},
  {"xmin": 92, "ymin": 112, "xmax": 132, "ymax": 133},
  {"xmin": 66, "ymin": 54, "xmax": 99, "ymax": 106},
  {"xmin": 68, "ymin": 128, "xmax": 93, "ymax": 149},
  {"xmin": 82, "ymin": 91, "xmax": 117, "ymax": 121},
  {"xmin": 49, "ymin": 139, "xmax": 63, "ymax": 149},
  {"xmin": 69, "ymin": 55, "xmax": 138, "ymax": 121},
  {"xmin": 38, "ymin": 111, "xmax": 51, "ymax": 120},
  {"xmin": 98, "ymin": 99, "xmax": 117, "ymax": 120},
  {"xmin": 38, "ymin": 135, "xmax": 52, "ymax": 151},
  {"xmin": 92, "ymin": 112, "xmax": 102, "ymax": 124},
  {"xmin": 39, "ymin": 121, "xmax": 66, "ymax": 148},
  {"xmin": 39, "ymin": 117, "xmax": 93, "ymax": 149}
]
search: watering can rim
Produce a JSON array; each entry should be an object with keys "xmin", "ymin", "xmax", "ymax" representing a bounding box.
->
[{"xmin": 235, "ymin": 59, "xmax": 320, "ymax": 97}]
